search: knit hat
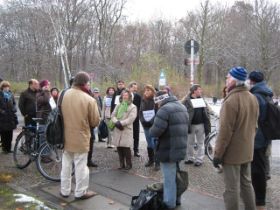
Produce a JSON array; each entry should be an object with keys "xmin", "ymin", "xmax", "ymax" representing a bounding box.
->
[
  {"xmin": 154, "ymin": 90, "xmax": 169, "ymax": 104},
  {"xmin": 229, "ymin": 67, "xmax": 247, "ymax": 81},
  {"xmin": 39, "ymin": 80, "xmax": 50, "ymax": 88},
  {"xmin": 93, "ymin": 87, "xmax": 100, "ymax": 93},
  {"xmin": 248, "ymin": 71, "xmax": 264, "ymax": 83}
]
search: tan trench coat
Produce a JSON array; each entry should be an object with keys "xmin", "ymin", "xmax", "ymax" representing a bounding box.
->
[
  {"xmin": 61, "ymin": 87, "xmax": 100, "ymax": 153},
  {"xmin": 111, "ymin": 103, "xmax": 137, "ymax": 148},
  {"xmin": 214, "ymin": 86, "xmax": 259, "ymax": 164}
]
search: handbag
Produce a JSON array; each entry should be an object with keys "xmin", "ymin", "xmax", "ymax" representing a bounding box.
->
[{"xmin": 98, "ymin": 120, "xmax": 108, "ymax": 139}]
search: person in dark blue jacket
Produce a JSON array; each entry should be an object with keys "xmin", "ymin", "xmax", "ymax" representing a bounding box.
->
[
  {"xmin": 150, "ymin": 90, "xmax": 189, "ymax": 210},
  {"xmin": 248, "ymin": 70, "xmax": 273, "ymax": 210}
]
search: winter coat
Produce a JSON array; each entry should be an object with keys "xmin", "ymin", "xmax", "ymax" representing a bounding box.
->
[
  {"xmin": 214, "ymin": 86, "xmax": 259, "ymax": 164},
  {"xmin": 150, "ymin": 96, "xmax": 189, "ymax": 162},
  {"xmin": 250, "ymin": 81, "xmax": 273, "ymax": 149},
  {"xmin": 139, "ymin": 97, "xmax": 157, "ymax": 128},
  {"xmin": 0, "ymin": 91, "xmax": 18, "ymax": 131},
  {"xmin": 36, "ymin": 90, "xmax": 52, "ymax": 124},
  {"xmin": 111, "ymin": 103, "xmax": 137, "ymax": 148},
  {"xmin": 18, "ymin": 88, "xmax": 37, "ymax": 119},
  {"xmin": 62, "ymin": 87, "xmax": 100, "ymax": 153},
  {"xmin": 182, "ymin": 95, "xmax": 211, "ymax": 136}
]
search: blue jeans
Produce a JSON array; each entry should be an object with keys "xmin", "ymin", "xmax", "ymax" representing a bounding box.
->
[
  {"xmin": 143, "ymin": 128, "xmax": 155, "ymax": 149},
  {"xmin": 161, "ymin": 162, "xmax": 180, "ymax": 208}
]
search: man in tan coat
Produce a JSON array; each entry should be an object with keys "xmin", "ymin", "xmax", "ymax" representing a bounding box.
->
[
  {"xmin": 60, "ymin": 72, "xmax": 100, "ymax": 199},
  {"xmin": 213, "ymin": 67, "xmax": 259, "ymax": 210}
]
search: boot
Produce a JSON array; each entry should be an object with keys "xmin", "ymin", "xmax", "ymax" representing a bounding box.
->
[
  {"xmin": 117, "ymin": 147, "xmax": 125, "ymax": 169},
  {"xmin": 145, "ymin": 147, "xmax": 154, "ymax": 167},
  {"xmin": 154, "ymin": 150, "xmax": 160, "ymax": 171},
  {"xmin": 124, "ymin": 148, "xmax": 132, "ymax": 170}
]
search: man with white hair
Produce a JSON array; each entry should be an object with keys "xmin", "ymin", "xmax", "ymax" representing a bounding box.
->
[{"xmin": 213, "ymin": 67, "xmax": 259, "ymax": 210}]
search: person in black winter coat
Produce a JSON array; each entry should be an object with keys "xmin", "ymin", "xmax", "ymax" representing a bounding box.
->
[
  {"xmin": 128, "ymin": 81, "xmax": 141, "ymax": 157},
  {"xmin": 18, "ymin": 79, "xmax": 39, "ymax": 126},
  {"xmin": 248, "ymin": 71, "xmax": 273, "ymax": 210},
  {"xmin": 139, "ymin": 85, "xmax": 159, "ymax": 170},
  {"xmin": 150, "ymin": 91, "xmax": 189, "ymax": 209},
  {"xmin": 0, "ymin": 81, "xmax": 18, "ymax": 153},
  {"xmin": 110, "ymin": 80, "xmax": 125, "ymax": 113}
]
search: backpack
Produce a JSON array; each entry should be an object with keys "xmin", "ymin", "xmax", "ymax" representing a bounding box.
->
[
  {"xmin": 130, "ymin": 189, "xmax": 165, "ymax": 210},
  {"xmin": 45, "ymin": 89, "xmax": 67, "ymax": 149},
  {"xmin": 260, "ymin": 96, "xmax": 280, "ymax": 140}
]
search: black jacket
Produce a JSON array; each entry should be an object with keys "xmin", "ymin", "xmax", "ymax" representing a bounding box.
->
[
  {"xmin": 182, "ymin": 95, "xmax": 211, "ymax": 136},
  {"xmin": 18, "ymin": 88, "xmax": 37, "ymax": 119},
  {"xmin": 150, "ymin": 96, "xmax": 189, "ymax": 162},
  {"xmin": 139, "ymin": 97, "xmax": 157, "ymax": 128},
  {"xmin": 0, "ymin": 91, "xmax": 18, "ymax": 131},
  {"xmin": 36, "ymin": 90, "xmax": 52, "ymax": 124},
  {"xmin": 250, "ymin": 81, "xmax": 273, "ymax": 149},
  {"xmin": 111, "ymin": 88, "xmax": 125, "ymax": 113}
]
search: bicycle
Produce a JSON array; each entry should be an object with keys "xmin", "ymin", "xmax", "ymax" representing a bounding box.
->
[
  {"xmin": 13, "ymin": 118, "xmax": 65, "ymax": 181},
  {"xmin": 205, "ymin": 116, "xmax": 219, "ymax": 161}
]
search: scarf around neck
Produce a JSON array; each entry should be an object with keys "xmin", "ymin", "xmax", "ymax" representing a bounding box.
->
[{"xmin": 116, "ymin": 101, "xmax": 128, "ymax": 119}]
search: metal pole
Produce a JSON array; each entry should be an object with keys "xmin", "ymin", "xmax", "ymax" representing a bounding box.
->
[{"xmin": 190, "ymin": 39, "xmax": 194, "ymax": 85}]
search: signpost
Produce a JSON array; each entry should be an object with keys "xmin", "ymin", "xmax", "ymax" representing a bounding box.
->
[
  {"xmin": 159, "ymin": 69, "xmax": 166, "ymax": 88},
  {"xmin": 184, "ymin": 39, "xmax": 199, "ymax": 85}
]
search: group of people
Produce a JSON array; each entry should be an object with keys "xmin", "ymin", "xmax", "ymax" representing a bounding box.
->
[{"xmin": 0, "ymin": 65, "xmax": 274, "ymax": 210}]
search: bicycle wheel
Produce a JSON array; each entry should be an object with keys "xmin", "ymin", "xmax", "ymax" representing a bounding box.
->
[
  {"xmin": 13, "ymin": 131, "xmax": 32, "ymax": 169},
  {"xmin": 205, "ymin": 132, "xmax": 217, "ymax": 161},
  {"xmin": 36, "ymin": 143, "xmax": 64, "ymax": 182}
]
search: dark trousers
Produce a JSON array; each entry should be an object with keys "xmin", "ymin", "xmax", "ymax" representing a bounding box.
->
[
  {"xmin": 133, "ymin": 118, "xmax": 140, "ymax": 153},
  {"xmin": 117, "ymin": 147, "xmax": 132, "ymax": 168},
  {"xmin": 1, "ymin": 130, "xmax": 13, "ymax": 152},
  {"xmin": 87, "ymin": 129, "xmax": 95, "ymax": 163},
  {"xmin": 251, "ymin": 147, "xmax": 267, "ymax": 206}
]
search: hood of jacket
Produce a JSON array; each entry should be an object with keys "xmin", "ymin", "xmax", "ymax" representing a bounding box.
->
[{"xmin": 250, "ymin": 81, "xmax": 273, "ymax": 97}]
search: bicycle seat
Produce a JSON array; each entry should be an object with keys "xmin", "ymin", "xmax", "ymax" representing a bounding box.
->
[{"xmin": 32, "ymin": 118, "xmax": 43, "ymax": 123}]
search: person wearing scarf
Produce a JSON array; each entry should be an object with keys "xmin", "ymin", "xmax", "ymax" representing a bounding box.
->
[
  {"xmin": 0, "ymin": 81, "xmax": 18, "ymax": 153},
  {"xmin": 111, "ymin": 89, "xmax": 137, "ymax": 170}
]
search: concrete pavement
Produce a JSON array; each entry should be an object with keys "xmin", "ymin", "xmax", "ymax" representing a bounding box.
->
[{"xmin": 29, "ymin": 169, "xmax": 225, "ymax": 210}]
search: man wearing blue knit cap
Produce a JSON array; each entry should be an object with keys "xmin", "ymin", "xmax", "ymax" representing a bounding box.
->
[{"xmin": 214, "ymin": 67, "xmax": 259, "ymax": 210}]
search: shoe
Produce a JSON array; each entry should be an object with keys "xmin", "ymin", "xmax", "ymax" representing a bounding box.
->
[
  {"xmin": 144, "ymin": 160, "xmax": 154, "ymax": 167},
  {"xmin": 194, "ymin": 162, "xmax": 202, "ymax": 167},
  {"xmin": 176, "ymin": 201, "xmax": 181, "ymax": 206},
  {"xmin": 124, "ymin": 165, "xmax": 132, "ymax": 170},
  {"xmin": 75, "ymin": 191, "xmax": 97, "ymax": 200},
  {"xmin": 60, "ymin": 192, "xmax": 69, "ymax": 198},
  {"xmin": 184, "ymin": 160, "xmax": 194, "ymax": 164},
  {"xmin": 107, "ymin": 145, "xmax": 114, "ymax": 148},
  {"xmin": 87, "ymin": 161, "xmax": 98, "ymax": 167},
  {"xmin": 154, "ymin": 164, "xmax": 160, "ymax": 171},
  {"xmin": 134, "ymin": 152, "xmax": 140, "ymax": 157},
  {"xmin": 98, "ymin": 139, "xmax": 106, "ymax": 143}
]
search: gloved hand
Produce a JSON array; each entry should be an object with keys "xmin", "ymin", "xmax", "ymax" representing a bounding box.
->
[
  {"xmin": 115, "ymin": 121, "xmax": 124, "ymax": 130},
  {"xmin": 213, "ymin": 157, "xmax": 222, "ymax": 168}
]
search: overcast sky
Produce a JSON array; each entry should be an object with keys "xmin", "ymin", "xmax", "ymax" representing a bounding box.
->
[{"xmin": 124, "ymin": 0, "xmax": 278, "ymax": 22}]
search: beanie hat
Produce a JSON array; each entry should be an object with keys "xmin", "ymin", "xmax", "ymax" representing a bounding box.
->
[
  {"xmin": 229, "ymin": 67, "xmax": 247, "ymax": 81},
  {"xmin": 93, "ymin": 87, "xmax": 100, "ymax": 93},
  {"xmin": 248, "ymin": 71, "xmax": 264, "ymax": 83},
  {"xmin": 39, "ymin": 80, "xmax": 50, "ymax": 88},
  {"xmin": 154, "ymin": 90, "xmax": 169, "ymax": 104}
]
